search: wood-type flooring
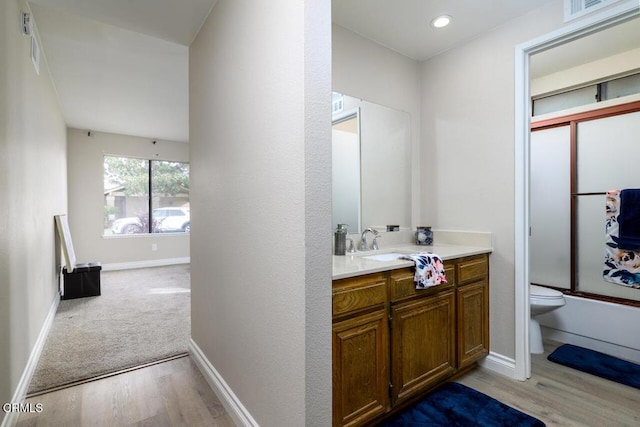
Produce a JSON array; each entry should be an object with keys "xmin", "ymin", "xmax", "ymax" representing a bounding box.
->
[{"xmin": 17, "ymin": 340, "xmax": 640, "ymax": 426}]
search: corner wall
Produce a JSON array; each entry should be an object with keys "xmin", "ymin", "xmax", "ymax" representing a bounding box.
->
[
  {"xmin": 0, "ymin": 0, "xmax": 67, "ymax": 418},
  {"xmin": 419, "ymin": 0, "xmax": 567, "ymax": 361},
  {"xmin": 66, "ymin": 128, "xmax": 190, "ymax": 267},
  {"xmin": 189, "ymin": 0, "xmax": 331, "ymax": 425}
]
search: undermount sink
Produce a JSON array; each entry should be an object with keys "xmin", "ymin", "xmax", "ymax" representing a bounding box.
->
[{"xmin": 362, "ymin": 252, "xmax": 407, "ymax": 262}]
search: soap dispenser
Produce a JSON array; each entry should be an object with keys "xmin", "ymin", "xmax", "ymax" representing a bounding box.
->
[{"xmin": 334, "ymin": 224, "xmax": 348, "ymax": 256}]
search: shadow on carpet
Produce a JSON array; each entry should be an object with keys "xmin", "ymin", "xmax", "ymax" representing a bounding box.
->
[
  {"xmin": 548, "ymin": 343, "xmax": 640, "ymax": 389},
  {"xmin": 28, "ymin": 265, "xmax": 190, "ymax": 395},
  {"xmin": 378, "ymin": 382, "xmax": 545, "ymax": 427}
]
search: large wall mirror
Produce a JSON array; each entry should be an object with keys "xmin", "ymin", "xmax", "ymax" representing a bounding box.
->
[{"xmin": 332, "ymin": 93, "xmax": 411, "ymax": 234}]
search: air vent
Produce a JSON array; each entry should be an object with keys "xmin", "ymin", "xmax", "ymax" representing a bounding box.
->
[
  {"xmin": 21, "ymin": 12, "xmax": 31, "ymax": 35},
  {"xmin": 564, "ymin": 0, "xmax": 623, "ymax": 22},
  {"xmin": 332, "ymin": 93, "xmax": 344, "ymax": 114}
]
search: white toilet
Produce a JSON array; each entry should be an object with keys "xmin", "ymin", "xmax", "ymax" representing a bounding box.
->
[{"xmin": 529, "ymin": 284, "xmax": 566, "ymax": 354}]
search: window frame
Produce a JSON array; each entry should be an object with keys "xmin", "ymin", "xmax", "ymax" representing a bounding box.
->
[
  {"xmin": 532, "ymin": 71, "xmax": 640, "ymax": 116},
  {"xmin": 103, "ymin": 155, "xmax": 190, "ymax": 236}
]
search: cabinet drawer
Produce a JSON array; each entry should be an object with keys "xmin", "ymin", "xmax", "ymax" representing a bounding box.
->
[
  {"xmin": 333, "ymin": 273, "xmax": 387, "ymax": 318},
  {"xmin": 445, "ymin": 263, "xmax": 456, "ymax": 286},
  {"xmin": 457, "ymin": 256, "xmax": 488, "ymax": 285},
  {"xmin": 389, "ymin": 265, "xmax": 455, "ymax": 303}
]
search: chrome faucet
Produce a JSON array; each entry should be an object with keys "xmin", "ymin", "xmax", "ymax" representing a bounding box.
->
[
  {"xmin": 346, "ymin": 237, "xmax": 356, "ymax": 253},
  {"xmin": 371, "ymin": 234, "xmax": 382, "ymax": 250},
  {"xmin": 359, "ymin": 227, "xmax": 379, "ymax": 251}
]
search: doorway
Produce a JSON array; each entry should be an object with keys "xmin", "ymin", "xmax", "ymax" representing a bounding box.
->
[{"xmin": 514, "ymin": 3, "xmax": 640, "ymax": 380}]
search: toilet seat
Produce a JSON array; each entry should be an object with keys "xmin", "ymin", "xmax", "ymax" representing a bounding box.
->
[{"xmin": 530, "ymin": 284, "xmax": 563, "ymax": 300}]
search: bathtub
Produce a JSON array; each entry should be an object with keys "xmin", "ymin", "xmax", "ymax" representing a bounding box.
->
[{"xmin": 537, "ymin": 295, "xmax": 640, "ymax": 363}]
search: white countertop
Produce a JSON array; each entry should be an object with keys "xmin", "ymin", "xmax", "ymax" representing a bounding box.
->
[{"xmin": 332, "ymin": 243, "xmax": 492, "ymax": 280}]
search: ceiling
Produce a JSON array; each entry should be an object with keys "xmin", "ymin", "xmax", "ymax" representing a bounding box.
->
[
  {"xmin": 530, "ymin": 16, "xmax": 640, "ymax": 78},
  {"xmin": 27, "ymin": 0, "xmax": 639, "ymax": 143},
  {"xmin": 332, "ymin": 0, "xmax": 553, "ymax": 61},
  {"xmin": 28, "ymin": 0, "xmax": 217, "ymax": 142}
]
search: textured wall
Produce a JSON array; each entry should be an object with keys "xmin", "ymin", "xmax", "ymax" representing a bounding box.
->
[
  {"xmin": 0, "ymin": 0, "xmax": 67, "ymax": 412},
  {"xmin": 189, "ymin": 0, "xmax": 331, "ymax": 425}
]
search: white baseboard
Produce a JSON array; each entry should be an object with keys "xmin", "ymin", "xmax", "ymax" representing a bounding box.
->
[
  {"xmin": 479, "ymin": 351, "xmax": 517, "ymax": 379},
  {"xmin": 1, "ymin": 295, "xmax": 60, "ymax": 427},
  {"xmin": 102, "ymin": 257, "xmax": 190, "ymax": 271},
  {"xmin": 189, "ymin": 338, "xmax": 517, "ymax": 427},
  {"xmin": 188, "ymin": 339, "xmax": 258, "ymax": 427}
]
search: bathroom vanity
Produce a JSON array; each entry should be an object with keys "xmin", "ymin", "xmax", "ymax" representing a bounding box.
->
[{"xmin": 332, "ymin": 244, "xmax": 491, "ymax": 427}]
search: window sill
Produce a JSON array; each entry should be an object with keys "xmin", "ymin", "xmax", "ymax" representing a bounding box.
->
[{"xmin": 103, "ymin": 232, "xmax": 190, "ymax": 239}]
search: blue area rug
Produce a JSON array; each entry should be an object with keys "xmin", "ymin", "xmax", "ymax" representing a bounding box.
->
[
  {"xmin": 378, "ymin": 382, "xmax": 545, "ymax": 426},
  {"xmin": 548, "ymin": 344, "xmax": 640, "ymax": 389}
]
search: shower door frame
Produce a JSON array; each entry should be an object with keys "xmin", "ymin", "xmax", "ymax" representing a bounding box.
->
[{"xmin": 531, "ymin": 100, "xmax": 640, "ymax": 305}]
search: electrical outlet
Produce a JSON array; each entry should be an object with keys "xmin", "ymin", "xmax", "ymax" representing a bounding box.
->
[{"xmin": 151, "ymin": 244, "xmax": 158, "ymax": 251}]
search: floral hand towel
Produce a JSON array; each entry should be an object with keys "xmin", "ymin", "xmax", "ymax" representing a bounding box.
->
[{"xmin": 401, "ymin": 253, "xmax": 447, "ymax": 289}]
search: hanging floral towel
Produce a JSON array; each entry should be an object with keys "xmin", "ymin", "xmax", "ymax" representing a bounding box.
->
[
  {"xmin": 400, "ymin": 253, "xmax": 447, "ymax": 289},
  {"xmin": 604, "ymin": 190, "xmax": 640, "ymax": 288}
]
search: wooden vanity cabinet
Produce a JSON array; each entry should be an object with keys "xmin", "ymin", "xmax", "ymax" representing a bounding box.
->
[
  {"xmin": 332, "ymin": 273, "xmax": 389, "ymax": 427},
  {"xmin": 332, "ymin": 254, "xmax": 490, "ymax": 427}
]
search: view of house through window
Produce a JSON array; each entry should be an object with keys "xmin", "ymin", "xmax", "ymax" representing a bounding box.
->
[{"xmin": 104, "ymin": 156, "xmax": 190, "ymax": 235}]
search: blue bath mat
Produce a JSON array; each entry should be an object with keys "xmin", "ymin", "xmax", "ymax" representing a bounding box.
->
[
  {"xmin": 548, "ymin": 344, "xmax": 640, "ymax": 389},
  {"xmin": 378, "ymin": 382, "xmax": 545, "ymax": 426}
]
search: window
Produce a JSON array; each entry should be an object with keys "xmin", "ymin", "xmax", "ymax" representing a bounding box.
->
[
  {"xmin": 602, "ymin": 73, "xmax": 640, "ymax": 100},
  {"xmin": 104, "ymin": 156, "xmax": 190, "ymax": 235},
  {"xmin": 532, "ymin": 85, "xmax": 598, "ymax": 116},
  {"xmin": 532, "ymin": 71, "xmax": 640, "ymax": 116}
]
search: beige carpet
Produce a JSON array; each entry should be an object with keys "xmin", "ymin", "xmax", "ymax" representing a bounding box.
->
[{"xmin": 28, "ymin": 264, "xmax": 190, "ymax": 395}]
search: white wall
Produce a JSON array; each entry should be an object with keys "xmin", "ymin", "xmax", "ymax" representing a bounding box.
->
[
  {"xmin": 532, "ymin": 47, "xmax": 640, "ymax": 97},
  {"xmin": 332, "ymin": 24, "xmax": 421, "ymax": 226},
  {"xmin": 66, "ymin": 128, "xmax": 189, "ymax": 267},
  {"xmin": 189, "ymin": 0, "xmax": 331, "ymax": 425},
  {"xmin": 332, "ymin": 24, "xmax": 420, "ymax": 118},
  {"xmin": 419, "ymin": 0, "xmax": 567, "ymax": 361},
  {"xmin": 0, "ymin": 0, "xmax": 67, "ymax": 416}
]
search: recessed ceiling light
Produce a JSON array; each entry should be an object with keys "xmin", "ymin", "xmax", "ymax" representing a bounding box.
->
[{"xmin": 431, "ymin": 15, "xmax": 452, "ymax": 28}]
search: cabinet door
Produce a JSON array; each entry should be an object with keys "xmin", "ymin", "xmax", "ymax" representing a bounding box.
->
[
  {"xmin": 457, "ymin": 279, "xmax": 489, "ymax": 368},
  {"xmin": 390, "ymin": 290, "xmax": 455, "ymax": 405},
  {"xmin": 333, "ymin": 309, "xmax": 389, "ymax": 427}
]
